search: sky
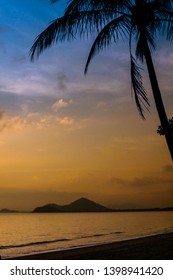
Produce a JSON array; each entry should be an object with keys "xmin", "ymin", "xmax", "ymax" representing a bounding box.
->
[{"xmin": 0, "ymin": 0, "xmax": 173, "ymax": 211}]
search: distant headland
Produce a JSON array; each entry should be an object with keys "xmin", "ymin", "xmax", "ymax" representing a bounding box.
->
[
  {"xmin": 33, "ymin": 197, "xmax": 111, "ymax": 213},
  {"xmin": 0, "ymin": 197, "xmax": 173, "ymax": 213}
]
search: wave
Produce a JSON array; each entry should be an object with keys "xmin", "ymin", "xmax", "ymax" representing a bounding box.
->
[
  {"xmin": 81, "ymin": 233, "xmax": 107, "ymax": 239},
  {"xmin": 81, "ymin": 232, "xmax": 123, "ymax": 239},
  {"xmin": 0, "ymin": 231, "xmax": 123, "ymax": 250},
  {"xmin": 0, "ymin": 238, "xmax": 70, "ymax": 250}
]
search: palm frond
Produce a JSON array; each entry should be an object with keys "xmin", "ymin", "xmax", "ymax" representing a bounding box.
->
[
  {"xmin": 148, "ymin": 0, "xmax": 172, "ymax": 14},
  {"xmin": 130, "ymin": 55, "xmax": 150, "ymax": 119},
  {"xmin": 65, "ymin": 0, "xmax": 131, "ymax": 14},
  {"xmin": 84, "ymin": 15, "xmax": 130, "ymax": 73},
  {"xmin": 165, "ymin": 10, "xmax": 173, "ymax": 40},
  {"xmin": 147, "ymin": 0, "xmax": 172, "ymax": 33},
  {"xmin": 30, "ymin": 10, "xmax": 117, "ymax": 60},
  {"xmin": 167, "ymin": 25, "xmax": 173, "ymax": 40}
]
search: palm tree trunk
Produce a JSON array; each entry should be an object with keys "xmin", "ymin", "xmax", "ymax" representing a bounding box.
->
[{"xmin": 143, "ymin": 41, "xmax": 173, "ymax": 161}]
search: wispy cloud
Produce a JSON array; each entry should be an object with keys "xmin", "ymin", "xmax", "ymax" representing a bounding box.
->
[
  {"xmin": 57, "ymin": 116, "xmax": 74, "ymax": 125},
  {"xmin": 163, "ymin": 164, "xmax": 173, "ymax": 173},
  {"xmin": 52, "ymin": 98, "xmax": 72, "ymax": 111},
  {"xmin": 108, "ymin": 175, "xmax": 173, "ymax": 189}
]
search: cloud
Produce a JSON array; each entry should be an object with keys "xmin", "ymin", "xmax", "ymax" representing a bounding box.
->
[
  {"xmin": 108, "ymin": 176, "xmax": 173, "ymax": 188},
  {"xmin": 57, "ymin": 72, "xmax": 68, "ymax": 91},
  {"xmin": 0, "ymin": 112, "xmax": 45, "ymax": 132},
  {"xmin": 0, "ymin": 112, "xmax": 77, "ymax": 132},
  {"xmin": 52, "ymin": 98, "xmax": 72, "ymax": 111},
  {"xmin": 0, "ymin": 114, "xmax": 30, "ymax": 132},
  {"xmin": 57, "ymin": 116, "xmax": 74, "ymax": 125},
  {"xmin": 163, "ymin": 165, "xmax": 173, "ymax": 173}
]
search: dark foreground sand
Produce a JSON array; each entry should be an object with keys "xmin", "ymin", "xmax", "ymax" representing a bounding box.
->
[{"xmin": 5, "ymin": 232, "xmax": 173, "ymax": 260}]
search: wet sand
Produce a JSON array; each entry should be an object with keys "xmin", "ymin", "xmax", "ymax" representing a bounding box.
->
[{"xmin": 4, "ymin": 232, "xmax": 173, "ymax": 260}]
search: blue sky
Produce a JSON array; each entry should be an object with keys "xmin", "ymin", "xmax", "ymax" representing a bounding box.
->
[{"xmin": 0, "ymin": 0, "xmax": 173, "ymax": 210}]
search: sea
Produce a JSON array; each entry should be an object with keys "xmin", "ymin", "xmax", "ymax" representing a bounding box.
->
[{"xmin": 0, "ymin": 211, "xmax": 173, "ymax": 259}]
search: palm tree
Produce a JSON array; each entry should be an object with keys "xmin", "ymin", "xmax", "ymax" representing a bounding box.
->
[{"xmin": 30, "ymin": 0, "xmax": 173, "ymax": 160}]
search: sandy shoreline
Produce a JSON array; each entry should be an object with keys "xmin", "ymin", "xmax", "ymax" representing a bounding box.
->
[{"xmin": 4, "ymin": 232, "xmax": 173, "ymax": 260}]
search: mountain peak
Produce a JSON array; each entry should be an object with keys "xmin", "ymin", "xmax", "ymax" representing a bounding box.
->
[
  {"xmin": 72, "ymin": 197, "xmax": 94, "ymax": 203},
  {"xmin": 33, "ymin": 197, "xmax": 111, "ymax": 213}
]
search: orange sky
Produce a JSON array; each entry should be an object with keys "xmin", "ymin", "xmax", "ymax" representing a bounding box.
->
[{"xmin": 0, "ymin": 91, "xmax": 172, "ymax": 210}]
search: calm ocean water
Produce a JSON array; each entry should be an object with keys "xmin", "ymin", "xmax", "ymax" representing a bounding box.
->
[{"xmin": 0, "ymin": 212, "xmax": 173, "ymax": 259}]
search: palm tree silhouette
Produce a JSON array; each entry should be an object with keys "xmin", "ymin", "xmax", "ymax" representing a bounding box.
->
[{"xmin": 30, "ymin": 0, "xmax": 173, "ymax": 160}]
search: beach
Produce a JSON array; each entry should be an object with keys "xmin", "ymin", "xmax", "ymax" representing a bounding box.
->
[{"xmin": 5, "ymin": 232, "xmax": 173, "ymax": 260}]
